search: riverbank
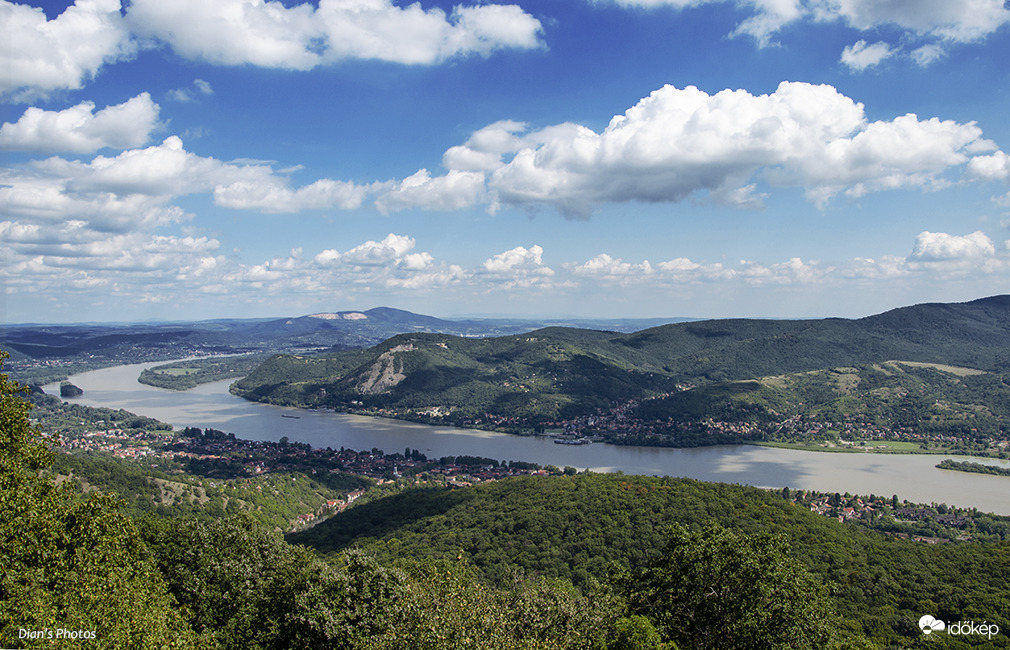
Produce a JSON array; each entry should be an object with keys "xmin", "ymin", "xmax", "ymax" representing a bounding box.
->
[
  {"xmin": 753, "ymin": 440, "xmax": 997, "ymax": 456},
  {"xmin": 231, "ymin": 394, "xmax": 1010, "ymax": 459}
]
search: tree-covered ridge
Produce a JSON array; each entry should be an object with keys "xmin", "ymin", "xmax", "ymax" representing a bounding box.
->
[
  {"xmin": 231, "ymin": 330, "xmax": 679, "ymax": 425},
  {"xmin": 3, "ymin": 307, "xmax": 676, "ymax": 386},
  {"xmin": 232, "ymin": 296, "xmax": 1010, "ymax": 451},
  {"xmin": 291, "ymin": 472, "xmax": 1010, "ymax": 648}
]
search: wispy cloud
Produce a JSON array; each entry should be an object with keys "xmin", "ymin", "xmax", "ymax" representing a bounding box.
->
[
  {"xmin": 603, "ymin": 0, "xmax": 1010, "ymax": 62},
  {"xmin": 840, "ymin": 40, "xmax": 897, "ymax": 72},
  {"xmin": 167, "ymin": 79, "xmax": 214, "ymax": 103}
]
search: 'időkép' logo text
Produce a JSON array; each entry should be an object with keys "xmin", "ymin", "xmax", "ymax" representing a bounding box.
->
[{"xmin": 919, "ymin": 615, "xmax": 999, "ymax": 640}]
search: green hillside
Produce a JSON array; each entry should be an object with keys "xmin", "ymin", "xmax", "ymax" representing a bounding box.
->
[
  {"xmin": 291, "ymin": 473, "xmax": 1010, "ymax": 648},
  {"xmin": 232, "ymin": 296, "xmax": 1010, "ymax": 451},
  {"xmin": 231, "ymin": 330, "xmax": 680, "ymax": 422},
  {"xmin": 630, "ymin": 361, "xmax": 1010, "ymax": 451},
  {"xmin": 47, "ymin": 453, "xmax": 367, "ymax": 532}
]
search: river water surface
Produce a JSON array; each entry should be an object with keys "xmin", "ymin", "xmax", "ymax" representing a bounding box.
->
[{"xmin": 44, "ymin": 361, "xmax": 1010, "ymax": 514}]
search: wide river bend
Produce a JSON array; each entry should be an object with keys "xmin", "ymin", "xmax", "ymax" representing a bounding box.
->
[{"xmin": 44, "ymin": 361, "xmax": 1010, "ymax": 515}]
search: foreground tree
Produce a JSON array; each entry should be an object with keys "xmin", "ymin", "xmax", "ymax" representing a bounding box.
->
[
  {"xmin": 0, "ymin": 353, "xmax": 195, "ymax": 648},
  {"xmin": 140, "ymin": 512, "xmax": 623, "ymax": 650},
  {"xmin": 625, "ymin": 523, "xmax": 843, "ymax": 650}
]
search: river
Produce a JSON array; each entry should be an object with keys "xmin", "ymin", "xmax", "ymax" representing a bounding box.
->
[{"xmin": 44, "ymin": 361, "xmax": 1010, "ymax": 514}]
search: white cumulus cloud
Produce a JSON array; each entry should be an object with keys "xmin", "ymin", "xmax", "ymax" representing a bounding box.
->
[
  {"xmin": 0, "ymin": 135, "xmax": 382, "ymax": 241},
  {"xmin": 840, "ymin": 40, "xmax": 896, "ymax": 71},
  {"xmin": 53, "ymin": 135, "xmax": 257, "ymax": 197},
  {"xmin": 2, "ymin": 218, "xmax": 221, "ymax": 276},
  {"xmin": 125, "ymin": 0, "xmax": 543, "ymax": 69},
  {"xmin": 307, "ymin": 233, "xmax": 466, "ymax": 290},
  {"xmin": 316, "ymin": 1, "xmax": 544, "ymax": 65},
  {"xmin": 0, "ymin": 93, "xmax": 160, "ymax": 154},
  {"xmin": 911, "ymin": 43, "xmax": 946, "ymax": 66},
  {"xmin": 125, "ymin": 0, "xmax": 324, "ymax": 70},
  {"xmin": 316, "ymin": 233, "xmax": 418, "ymax": 267},
  {"xmin": 4, "ymin": 0, "xmax": 541, "ymax": 97},
  {"xmin": 375, "ymin": 169, "xmax": 487, "ymax": 213},
  {"xmin": 823, "ymin": 0, "xmax": 1010, "ymax": 43},
  {"xmin": 439, "ymin": 82, "xmax": 998, "ymax": 217},
  {"xmin": 482, "ymin": 244, "xmax": 548, "ymax": 273},
  {"xmin": 571, "ymin": 254, "xmax": 654, "ymax": 279},
  {"xmin": 167, "ymin": 79, "xmax": 215, "ymax": 103},
  {"xmin": 967, "ymin": 151, "xmax": 1010, "ymax": 181},
  {"xmin": 909, "ymin": 230, "xmax": 995, "ymax": 261},
  {"xmin": 480, "ymin": 244, "xmax": 554, "ymax": 288},
  {"xmin": 1, "ymin": 0, "xmax": 134, "ymax": 99}
]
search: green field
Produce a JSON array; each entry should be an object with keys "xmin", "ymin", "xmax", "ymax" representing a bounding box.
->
[
  {"xmin": 138, "ymin": 355, "xmax": 269, "ymax": 390},
  {"xmin": 756, "ymin": 440, "xmax": 941, "ymax": 454},
  {"xmin": 153, "ymin": 367, "xmax": 199, "ymax": 376}
]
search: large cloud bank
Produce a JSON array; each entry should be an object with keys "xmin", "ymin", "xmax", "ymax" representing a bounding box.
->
[
  {"xmin": 391, "ymin": 81, "xmax": 999, "ymax": 217},
  {"xmin": 1, "ymin": 0, "xmax": 544, "ymax": 98}
]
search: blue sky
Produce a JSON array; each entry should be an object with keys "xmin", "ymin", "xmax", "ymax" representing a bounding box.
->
[{"xmin": 3, "ymin": 0, "xmax": 1010, "ymax": 323}]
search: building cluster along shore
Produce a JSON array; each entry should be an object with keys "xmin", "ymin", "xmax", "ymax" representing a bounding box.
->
[{"xmin": 51, "ymin": 423, "xmax": 558, "ymax": 484}]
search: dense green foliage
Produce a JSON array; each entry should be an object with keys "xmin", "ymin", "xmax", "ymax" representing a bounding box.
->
[
  {"xmin": 48, "ymin": 452, "xmax": 366, "ymax": 531},
  {"xmin": 27, "ymin": 391, "xmax": 172, "ymax": 436},
  {"xmin": 4, "ymin": 354, "xmax": 629, "ymax": 649},
  {"xmin": 139, "ymin": 514, "xmax": 624, "ymax": 649},
  {"xmin": 292, "ymin": 473, "xmax": 1010, "ymax": 648},
  {"xmin": 232, "ymin": 331, "xmax": 677, "ymax": 423},
  {"xmin": 0, "ymin": 353, "xmax": 195, "ymax": 649},
  {"xmin": 624, "ymin": 523, "xmax": 841, "ymax": 649}
]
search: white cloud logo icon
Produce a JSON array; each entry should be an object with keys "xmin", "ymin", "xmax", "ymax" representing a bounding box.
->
[{"xmin": 919, "ymin": 615, "xmax": 946, "ymax": 635}]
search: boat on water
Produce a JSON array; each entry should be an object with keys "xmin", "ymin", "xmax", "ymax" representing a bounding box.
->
[
  {"xmin": 281, "ymin": 414, "xmax": 301, "ymax": 419},
  {"xmin": 554, "ymin": 438, "xmax": 591, "ymax": 445}
]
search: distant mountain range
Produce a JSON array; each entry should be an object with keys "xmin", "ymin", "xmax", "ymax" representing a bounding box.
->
[
  {"xmin": 231, "ymin": 296, "xmax": 1010, "ymax": 448},
  {"xmin": 0, "ymin": 307, "xmax": 693, "ymax": 381}
]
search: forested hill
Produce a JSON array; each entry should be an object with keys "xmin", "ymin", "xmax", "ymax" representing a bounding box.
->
[
  {"xmin": 232, "ymin": 296, "xmax": 1010, "ymax": 445},
  {"xmin": 290, "ymin": 473, "xmax": 1010, "ymax": 649},
  {"xmin": 605, "ymin": 294, "xmax": 1010, "ymax": 380}
]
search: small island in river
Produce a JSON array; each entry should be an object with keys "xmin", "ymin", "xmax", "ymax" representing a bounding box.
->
[{"xmin": 936, "ymin": 459, "xmax": 1010, "ymax": 477}]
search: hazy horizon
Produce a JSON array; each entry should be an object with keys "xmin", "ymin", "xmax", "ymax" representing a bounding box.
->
[{"xmin": 8, "ymin": 293, "xmax": 1004, "ymax": 328}]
